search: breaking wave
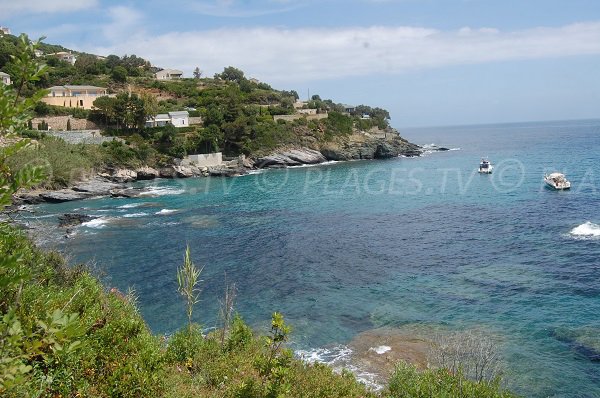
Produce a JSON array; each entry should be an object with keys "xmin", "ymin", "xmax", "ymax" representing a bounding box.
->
[{"xmin": 569, "ymin": 222, "xmax": 600, "ymax": 239}]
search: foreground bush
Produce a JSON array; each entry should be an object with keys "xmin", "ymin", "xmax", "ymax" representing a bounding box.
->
[{"xmin": 386, "ymin": 362, "xmax": 516, "ymax": 398}]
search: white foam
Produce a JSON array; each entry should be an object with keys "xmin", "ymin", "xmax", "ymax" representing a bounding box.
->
[
  {"xmin": 569, "ymin": 222, "xmax": 600, "ymax": 239},
  {"xmin": 139, "ymin": 186, "xmax": 185, "ymax": 197},
  {"xmin": 82, "ymin": 218, "xmax": 109, "ymax": 229},
  {"xmin": 118, "ymin": 203, "xmax": 146, "ymax": 209},
  {"xmin": 369, "ymin": 345, "xmax": 391, "ymax": 355},
  {"xmin": 296, "ymin": 345, "xmax": 382, "ymax": 390},
  {"xmin": 155, "ymin": 209, "xmax": 177, "ymax": 215},
  {"xmin": 123, "ymin": 212, "xmax": 148, "ymax": 218}
]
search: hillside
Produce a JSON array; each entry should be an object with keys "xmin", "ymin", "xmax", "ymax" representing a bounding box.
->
[{"xmin": 2, "ymin": 33, "xmax": 419, "ymax": 175}]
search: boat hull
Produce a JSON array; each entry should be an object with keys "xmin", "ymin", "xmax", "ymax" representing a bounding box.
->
[{"xmin": 544, "ymin": 180, "xmax": 571, "ymax": 190}]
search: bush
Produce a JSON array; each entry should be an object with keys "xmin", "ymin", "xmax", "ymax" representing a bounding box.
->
[{"xmin": 386, "ymin": 362, "xmax": 515, "ymax": 398}]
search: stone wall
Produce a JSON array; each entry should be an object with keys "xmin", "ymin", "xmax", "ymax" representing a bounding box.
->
[
  {"xmin": 31, "ymin": 116, "xmax": 100, "ymax": 131},
  {"xmin": 47, "ymin": 131, "xmax": 119, "ymax": 145},
  {"xmin": 189, "ymin": 116, "xmax": 203, "ymax": 125},
  {"xmin": 273, "ymin": 113, "xmax": 328, "ymax": 122},
  {"xmin": 182, "ymin": 152, "xmax": 223, "ymax": 167}
]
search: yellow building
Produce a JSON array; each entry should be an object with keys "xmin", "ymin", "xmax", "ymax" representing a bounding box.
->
[{"xmin": 42, "ymin": 85, "xmax": 113, "ymax": 110}]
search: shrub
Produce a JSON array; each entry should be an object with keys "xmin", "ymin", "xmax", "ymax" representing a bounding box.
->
[{"xmin": 386, "ymin": 361, "xmax": 515, "ymax": 398}]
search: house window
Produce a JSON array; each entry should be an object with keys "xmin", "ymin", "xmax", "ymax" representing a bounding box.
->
[{"xmin": 80, "ymin": 100, "xmax": 84, "ymax": 106}]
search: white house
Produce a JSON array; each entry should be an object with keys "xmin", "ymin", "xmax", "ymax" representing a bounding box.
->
[
  {"xmin": 0, "ymin": 72, "xmax": 11, "ymax": 85},
  {"xmin": 154, "ymin": 69, "xmax": 183, "ymax": 80},
  {"xmin": 49, "ymin": 51, "xmax": 77, "ymax": 65},
  {"xmin": 146, "ymin": 111, "xmax": 189, "ymax": 128},
  {"xmin": 0, "ymin": 27, "xmax": 10, "ymax": 35}
]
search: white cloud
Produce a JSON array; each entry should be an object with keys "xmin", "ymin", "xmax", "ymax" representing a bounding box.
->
[
  {"xmin": 187, "ymin": 0, "xmax": 307, "ymax": 17},
  {"xmin": 88, "ymin": 21, "xmax": 600, "ymax": 83},
  {"xmin": 0, "ymin": 0, "xmax": 98, "ymax": 16},
  {"xmin": 101, "ymin": 6, "xmax": 145, "ymax": 42}
]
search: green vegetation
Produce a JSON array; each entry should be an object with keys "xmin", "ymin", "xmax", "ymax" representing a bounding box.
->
[{"xmin": 386, "ymin": 362, "xmax": 515, "ymax": 398}]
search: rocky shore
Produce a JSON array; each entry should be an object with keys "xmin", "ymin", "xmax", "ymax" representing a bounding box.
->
[{"xmin": 11, "ymin": 132, "xmax": 438, "ymax": 206}]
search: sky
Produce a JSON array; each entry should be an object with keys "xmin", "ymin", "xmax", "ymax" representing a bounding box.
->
[{"xmin": 1, "ymin": 0, "xmax": 600, "ymax": 127}]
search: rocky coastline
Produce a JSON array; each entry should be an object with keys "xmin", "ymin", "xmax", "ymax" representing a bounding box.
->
[{"xmin": 10, "ymin": 133, "xmax": 434, "ymax": 206}]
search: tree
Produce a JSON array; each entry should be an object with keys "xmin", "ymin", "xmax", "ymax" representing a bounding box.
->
[
  {"xmin": 140, "ymin": 92, "xmax": 158, "ymax": 120},
  {"xmin": 93, "ymin": 96, "xmax": 116, "ymax": 127},
  {"xmin": 113, "ymin": 93, "xmax": 146, "ymax": 130},
  {"xmin": 193, "ymin": 67, "xmax": 202, "ymax": 79},
  {"xmin": 111, "ymin": 65, "xmax": 127, "ymax": 83},
  {"xmin": 219, "ymin": 66, "xmax": 245, "ymax": 83}
]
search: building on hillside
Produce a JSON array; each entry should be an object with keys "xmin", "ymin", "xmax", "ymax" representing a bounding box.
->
[
  {"xmin": 296, "ymin": 108, "xmax": 318, "ymax": 115},
  {"xmin": 154, "ymin": 69, "xmax": 183, "ymax": 80},
  {"xmin": 0, "ymin": 72, "xmax": 11, "ymax": 85},
  {"xmin": 293, "ymin": 101, "xmax": 308, "ymax": 109},
  {"xmin": 342, "ymin": 104, "xmax": 356, "ymax": 114},
  {"xmin": 41, "ymin": 85, "xmax": 112, "ymax": 110},
  {"xmin": 48, "ymin": 51, "xmax": 77, "ymax": 65},
  {"xmin": 0, "ymin": 27, "xmax": 10, "ymax": 35},
  {"xmin": 145, "ymin": 111, "xmax": 189, "ymax": 128},
  {"xmin": 34, "ymin": 49, "xmax": 44, "ymax": 58}
]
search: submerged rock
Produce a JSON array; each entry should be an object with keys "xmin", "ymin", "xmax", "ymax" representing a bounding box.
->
[{"xmin": 58, "ymin": 213, "xmax": 97, "ymax": 228}]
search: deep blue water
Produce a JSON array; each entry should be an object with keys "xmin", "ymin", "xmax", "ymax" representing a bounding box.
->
[{"xmin": 26, "ymin": 119, "xmax": 600, "ymax": 397}]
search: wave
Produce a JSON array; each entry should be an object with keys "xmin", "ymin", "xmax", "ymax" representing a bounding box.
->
[
  {"xmin": 82, "ymin": 218, "xmax": 109, "ymax": 229},
  {"xmin": 155, "ymin": 209, "xmax": 177, "ymax": 215},
  {"xmin": 122, "ymin": 212, "xmax": 149, "ymax": 218},
  {"xmin": 419, "ymin": 143, "xmax": 461, "ymax": 156},
  {"xmin": 296, "ymin": 345, "xmax": 381, "ymax": 390},
  {"xmin": 569, "ymin": 222, "xmax": 600, "ymax": 239},
  {"xmin": 118, "ymin": 203, "xmax": 146, "ymax": 209},
  {"xmin": 138, "ymin": 186, "xmax": 185, "ymax": 197},
  {"xmin": 369, "ymin": 345, "xmax": 391, "ymax": 355}
]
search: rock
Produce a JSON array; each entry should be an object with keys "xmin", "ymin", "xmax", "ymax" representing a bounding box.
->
[
  {"xmin": 159, "ymin": 166, "xmax": 176, "ymax": 178},
  {"xmin": 12, "ymin": 192, "xmax": 45, "ymax": 205},
  {"xmin": 39, "ymin": 190, "xmax": 92, "ymax": 203},
  {"xmin": 99, "ymin": 169, "xmax": 137, "ymax": 183},
  {"xmin": 242, "ymin": 157, "xmax": 255, "ymax": 169},
  {"xmin": 173, "ymin": 165, "xmax": 195, "ymax": 178},
  {"xmin": 285, "ymin": 148, "xmax": 327, "ymax": 164},
  {"xmin": 374, "ymin": 142, "xmax": 399, "ymax": 159},
  {"xmin": 58, "ymin": 213, "xmax": 97, "ymax": 228},
  {"xmin": 135, "ymin": 166, "xmax": 159, "ymax": 180},
  {"xmin": 72, "ymin": 177, "xmax": 124, "ymax": 195},
  {"xmin": 110, "ymin": 187, "xmax": 153, "ymax": 198},
  {"xmin": 208, "ymin": 167, "xmax": 246, "ymax": 177},
  {"xmin": 255, "ymin": 147, "xmax": 327, "ymax": 168}
]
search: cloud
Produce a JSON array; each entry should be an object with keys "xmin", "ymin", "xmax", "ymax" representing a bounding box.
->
[
  {"xmin": 100, "ymin": 6, "xmax": 145, "ymax": 42},
  {"xmin": 186, "ymin": 0, "xmax": 309, "ymax": 17},
  {"xmin": 0, "ymin": 0, "xmax": 98, "ymax": 16},
  {"xmin": 88, "ymin": 21, "xmax": 600, "ymax": 83}
]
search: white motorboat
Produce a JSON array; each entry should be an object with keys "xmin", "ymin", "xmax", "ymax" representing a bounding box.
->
[
  {"xmin": 478, "ymin": 158, "xmax": 493, "ymax": 174},
  {"xmin": 544, "ymin": 172, "xmax": 571, "ymax": 190}
]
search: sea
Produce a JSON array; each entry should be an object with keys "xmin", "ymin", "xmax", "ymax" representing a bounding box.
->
[{"xmin": 21, "ymin": 119, "xmax": 600, "ymax": 397}]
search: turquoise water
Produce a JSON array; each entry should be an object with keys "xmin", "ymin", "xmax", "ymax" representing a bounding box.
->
[{"xmin": 27, "ymin": 119, "xmax": 600, "ymax": 397}]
